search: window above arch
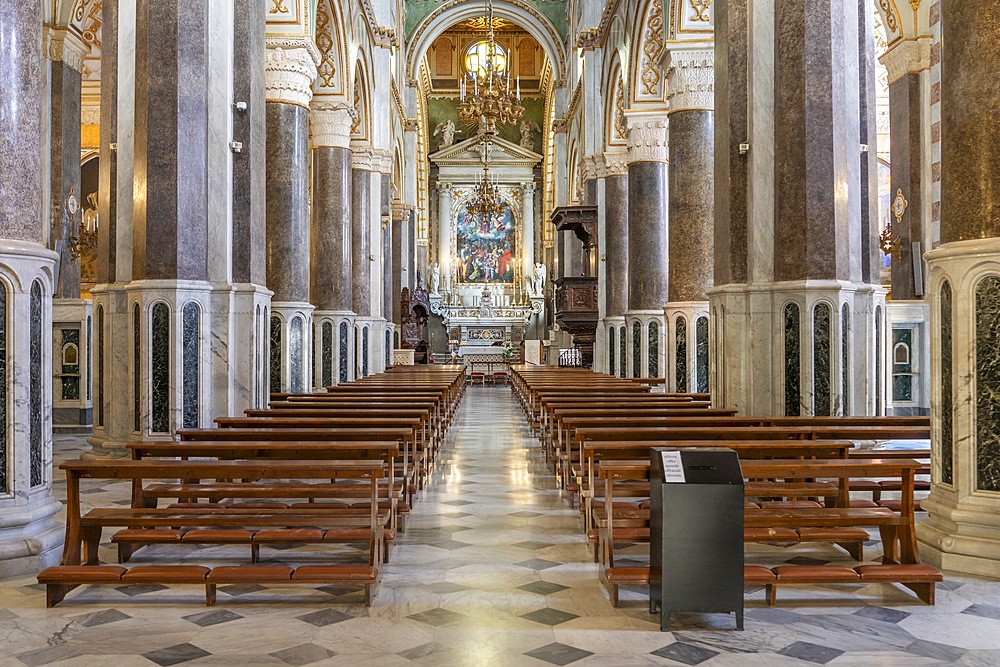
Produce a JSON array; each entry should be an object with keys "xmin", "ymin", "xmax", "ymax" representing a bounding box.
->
[{"xmin": 464, "ymin": 40, "xmax": 507, "ymax": 79}]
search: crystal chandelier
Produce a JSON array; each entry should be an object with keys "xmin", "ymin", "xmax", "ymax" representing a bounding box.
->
[{"xmin": 457, "ymin": 0, "xmax": 523, "ymax": 136}]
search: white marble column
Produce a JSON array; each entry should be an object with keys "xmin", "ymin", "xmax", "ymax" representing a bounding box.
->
[
  {"xmin": 437, "ymin": 181, "xmax": 453, "ymax": 295},
  {"xmin": 0, "ymin": 0, "xmax": 64, "ymax": 575},
  {"xmin": 521, "ymin": 182, "xmax": 536, "ymax": 286}
]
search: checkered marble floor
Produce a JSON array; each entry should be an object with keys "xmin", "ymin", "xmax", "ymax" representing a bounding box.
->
[{"xmin": 3, "ymin": 387, "xmax": 1000, "ymax": 666}]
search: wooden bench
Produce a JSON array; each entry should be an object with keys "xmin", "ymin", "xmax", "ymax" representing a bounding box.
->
[{"xmin": 39, "ymin": 459, "xmax": 389, "ymax": 607}]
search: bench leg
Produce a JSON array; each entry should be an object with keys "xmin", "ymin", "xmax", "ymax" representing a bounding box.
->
[
  {"xmin": 766, "ymin": 584, "xmax": 776, "ymax": 607},
  {"xmin": 205, "ymin": 584, "xmax": 217, "ymax": 606},
  {"xmin": 251, "ymin": 544, "xmax": 259, "ymax": 564},
  {"xmin": 364, "ymin": 584, "xmax": 373, "ymax": 607},
  {"xmin": 605, "ymin": 580, "xmax": 619, "ymax": 608},
  {"xmin": 837, "ymin": 541, "xmax": 864, "ymax": 561},
  {"xmin": 46, "ymin": 583, "xmax": 78, "ymax": 608},
  {"xmin": 903, "ymin": 581, "xmax": 936, "ymax": 605}
]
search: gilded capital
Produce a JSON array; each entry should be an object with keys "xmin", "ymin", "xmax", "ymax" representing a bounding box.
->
[
  {"xmin": 310, "ymin": 100, "xmax": 356, "ymax": 148},
  {"xmin": 665, "ymin": 49, "xmax": 714, "ymax": 113},
  {"xmin": 264, "ymin": 37, "xmax": 320, "ymax": 107}
]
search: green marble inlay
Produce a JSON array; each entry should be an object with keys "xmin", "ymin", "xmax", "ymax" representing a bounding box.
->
[
  {"xmin": 608, "ymin": 326, "xmax": 616, "ymax": 376},
  {"xmin": 648, "ymin": 321, "xmax": 659, "ymax": 378},
  {"xmin": 941, "ymin": 281, "xmax": 954, "ymax": 485},
  {"xmin": 875, "ymin": 306, "xmax": 883, "ymax": 416},
  {"xmin": 841, "ymin": 304, "xmax": 850, "ymax": 415},
  {"xmin": 892, "ymin": 328, "xmax": 914, "ymax": 402},
  {"xmin": 632, "ymin": 321, "xmax": 641, "ymax": 379},
  {"xmin": 784, "ymin": 303, "xmax": 800, "ymax": 416},
  {"xmin": 619, "ymin": 326, "xmax": 626, "ymax": 379},
  {"xmin": 675, "ymin": 317, "xmax": 688, "ymax": 392},
  {"xmin": 270, "ymin": 316, "xmax": 282, "ymax": 394},
  {"xmin": 976, "ymin": 275, "xmax": 1000, "ymax": 491},
  {"xmin": 813, "ymin": 303, "xmax": 831, "ymax": 416},
  {"xmin": 696, "ymin": 316, "xmax": 709, "ymax": 394},
  {"xmin": 151, "ymin": 303, "xmax": 170, "ymax": 433}
]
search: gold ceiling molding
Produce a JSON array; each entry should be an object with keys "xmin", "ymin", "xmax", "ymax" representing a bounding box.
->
[
  {"xmin": 689, "ymin": 0, "xmax": 712, "ymax": 22},
  {"xmin": 314, "ymin": 4, "xmax": 337, "ymax": 88},
  {"xmin": 613, "ymin": 74, "xmax": 627, "ymax": 140}
]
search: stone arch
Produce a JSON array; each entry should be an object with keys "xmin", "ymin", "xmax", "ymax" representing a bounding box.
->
[
  {"xmin": 628, "ymin": 0, "xmax": 667, "ymax": 105},
  {"xmin": 351, "ymin": 54, "xmax": 372, "ymax": 143},
  {"xmin": 405, "ymin": 0, "xmax": 566, "ymax": 86},
  {"xmin": 603, "ymin": 61, "xmax": 627, "ymax": 150},
  {"xmin": 312, "ymin": 0, "xmax": 349, "ymax": 98}
]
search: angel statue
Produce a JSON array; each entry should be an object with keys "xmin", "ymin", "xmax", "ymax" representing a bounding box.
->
[
  {"xmin": 519, "ymin": 121, "xmax": 541, "ymax": 149},
  {"xmin": 531, "ymin": 262, "xmax": 547, "ymax": 296},
  {"xmin": 428, "ymin": 262, "xmax": 441, "ymax": 295},
  {"xmin": 433, "ymin": 120, "xmax": 461, "ymax": 150}
]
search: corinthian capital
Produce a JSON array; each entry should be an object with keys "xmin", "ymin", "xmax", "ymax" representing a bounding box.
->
[
  {"xmin": 265, "ymin": 37, "xmax": 320, "ymax": 107},
  {"xmin": 879, "ymin": 37, "xmax": 932, "ymax": 85},
  {"xmin": 625, "ymin": 112, "xmax": 669, "ymax": 164},
  {"xmin": 665, "ymin": 49, "xmax": 714, "ymax": 113},
  {"xmin": 44, "ymin": 27, "xmax": 90, "ymax": 74},
  {"xmin": 310, "ymin": 100, "xmax": 356, "ymax": 148}
]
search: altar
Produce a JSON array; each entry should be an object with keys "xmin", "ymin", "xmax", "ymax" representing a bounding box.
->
[{"xmin": 431, "ymin": 283, "xmax": 542, "ymax": 358}]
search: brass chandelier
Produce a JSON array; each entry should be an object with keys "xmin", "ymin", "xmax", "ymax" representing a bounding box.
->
[
  {"xmin": 457, "ymin": 0, "xmax": 523, "ymax": 135},
  {"xmin": 466, "ymin": 160, "xmax": 505, "ymax": 218}
]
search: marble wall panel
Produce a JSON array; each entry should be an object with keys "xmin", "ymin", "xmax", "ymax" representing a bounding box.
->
[
  {"xmin": 875, "ymin": 305, "xmax": 883, "ymax": 415},
  {"xmin": 322, "ymin": 321, "xmax": 333, "ymax": 387},
  {"xmin": 0, "ymin": 285, "xmax": 5, "ymax": 493},
  {"xmin": 976, "ymin": 276, "xmax": 1000, "ymax": 491},
  {"xmin": 648, "ymin": 321, "xmax": 659, "ymax": 378},
  {"xmin": 784, "ymin": 302, "xmax": 801, "ymax": 416},
  {"xmin": 232, "ymin": 0, "xmax": 267, "ymax": 285},
  {"xmin": 96, "ymin": 305, "xmax": 104, "ymax": 426},
  {"xmin": 696, "ymin": 315, "xmax": 709, "ymax": 394},
  {"xmin": 632, "ymin": 321, "xmax": 641, "ymax": 378},
  {"xmin": 182, "ymin": 302, "xmax": 198, "ymax": 428},
  {"xmin": 266, "ymin": 102, "xmax": 310, "ymax": 302},
  {"xmin": 362, "ymin": 326, "xmax": 370, "ymax": 377},
  {"xmin": 608, "ymin": 326, "xmax": 616, "ymax": 376},
  {"xmin": 619, "ymin": 325, "xmax": 626, "ymax": 379},
  {"xmin": 814, "ymin": 303, "xmax": 832, "ymax": 416},
  {"xmin": 30, "ymin": 283, "xmax": 42, "ymax": 486},
  {"xmin": 668, "ymin": 111, "xmax": 714, "ymax": 302},
  {"xmin": 339, "ymin": 321, "xmax": 348, "ymax": 384},
  {"xmin": 289, "ymin": 316, "xmax": 303, "ymax": 393},
  {"xmin": 627, "ymin": 162, "xmax": 669, "ymax": 310},
  {"xmin": 841, "ymin": 304, "xmax": 850, "ymax": 415},
  {"xmin": 269, "ymin": 315, "xmax": 281, "ymax": 393},
  {"xmin": 675, "ymin": 317, "xmax": 688, "ymax": 392},
  {"xmin": 150, "ymin": 302, "xmax": 169, "ymax": 433}
]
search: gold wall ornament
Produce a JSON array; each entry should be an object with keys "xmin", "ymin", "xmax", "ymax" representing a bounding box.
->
[
  {"xmin": 640, "ymin": 0, "xmax": 665, "ymax": 96},
  {"xmin": 689, "ymin": 0, "xmax": 712, "ymax": 22},
  {"xmin": 315, "ymin": 3, "xmax": 336, "ymax": 88},
  {"xmin": 878, "ymin": 0, "xmax": 898, "ymax": 33},
  {"xmin": 269, "ymin": 0, "xmax": 290, "ymax": 15},
  {"xmin": 879, "ymin": 188, "xmax": 908, "ymax": 259},
  {"xmin": 892, "ymin": 187, "xmax": 909, "ymax": 224},
  {"xmin": 909, "ymin": 0, "xmax": 921, "ymax": 11},
  {"xmin": 613, "ymin": 76, "xmax": 627, "ymax": 139}
]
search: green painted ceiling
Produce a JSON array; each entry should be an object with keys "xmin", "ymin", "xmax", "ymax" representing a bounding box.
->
[{"xmin": 404, "ymin": 0, "xmax": 568, "ymax": 42}]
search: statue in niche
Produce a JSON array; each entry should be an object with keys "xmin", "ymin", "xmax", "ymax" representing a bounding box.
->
[
  {"xmin": 519, "ymin": 121, "xmax": 540, "ymax": 149},
  {"xmin": 428, "ymin": 262, "xmax": 441, "ymax": 295},
  {"xmin": 433, "ymin": 120, "xmax": 461, "ymax": 150},
  {"xmin": 531, "ymin": 262, "xmax": 547, "ymax": 296}
]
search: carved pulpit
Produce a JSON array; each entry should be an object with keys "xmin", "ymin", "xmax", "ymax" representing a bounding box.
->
[
  {"xmin": 400, "ymin": 278, "xmax": 432, "ymax": 363},
  {"xmin": 551, "ymin": 205, "xmax": 599, "ymax": 367}
]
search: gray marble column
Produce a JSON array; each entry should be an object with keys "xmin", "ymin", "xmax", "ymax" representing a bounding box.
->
[
  {"xmin": 46, "ymin": 30, "xmax": 88, "ymax": 299},
  {"xmin": 666, "ymin": 50, "xmax": 715, "ymax": 304},
  {"xmin": 603, "ymin": 155, "xmax": 629, "ymax": 318},
  {"xmin": 625, "ymin": 114, "xmax": 670, "ymax": 311},
  {"xmin": 352, "ymin": 149, "xmax": 373, "ymax": 317},
  {"xmin": 265, "ymin": 38, "xmax": 317, "ymax": 393},
  {"xmin": 918, "ymin": 0, "xmax": 1000, "ymax": 577},
  {"xmin": 381, "ymin": 168, "xmax": 393, "ymax": 322},
  {"xmin": 0, "ymin": 0, "xmax": 63, "ymax": 576},
  {"xmin": 310, "ymin": 104, "xmax": 354, "ymax": 313}
]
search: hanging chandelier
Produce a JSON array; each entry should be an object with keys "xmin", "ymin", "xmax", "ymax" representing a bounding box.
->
[
  {"xmin": 457, "ymin": 0, "xmax": 523, "ymax": 135},
  {"xmin": 466, "ymin": 160, "xmax": 505, "ymax": 219}
]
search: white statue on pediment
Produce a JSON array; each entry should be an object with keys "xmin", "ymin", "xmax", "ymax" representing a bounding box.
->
[
  {"xmin": 429, "ymin": 262, "xmax": 441, "ymax": 295},
  {"xmin": 531, "ymin": 262, "xmax": 546, "ymax": 296},
  {"xmin": 519, "ymin": 121, "xmax": 540, "ymax": 149},
  {"xmin": 433, "ymin": 120, "xmax": 461, "ymax": 150}
]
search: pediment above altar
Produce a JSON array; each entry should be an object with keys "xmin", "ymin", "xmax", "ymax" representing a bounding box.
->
[{"xmin": 429, "ymin": 134, "xmax": 543, "ymax": 168}]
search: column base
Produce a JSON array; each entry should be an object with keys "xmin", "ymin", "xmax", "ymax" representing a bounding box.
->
[
  {"xmin": 269, "ymin": 302, "xmax": 314, "ymax": 393},
  {"xmin": 918, "ymin": 497, "xmax": 1000, "ymax": 578},
  {"xmin": 353, "ymin": 316, "xmax": 380, "ymax": 378},
  {"xmin": 0, "ymin": 495, "xmax": 64, "ymax": 578},
  {"xmin": 663, "ymin": 302, "xmax": 710, "ymax": 393},
  {"xmin": 625, "ymin": 310, "xmax": 666, "ymax": 379},
  {"xmin": 313, "ymin": 310, "xmax": 356, "ymax": 388},
  {"xmin": 598, "ymin": 316, "xmax": 627, "ymax": 378}
]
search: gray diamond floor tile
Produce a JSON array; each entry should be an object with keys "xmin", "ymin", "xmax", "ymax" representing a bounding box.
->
[
  {"xmin": 520, "ymin": 607, "xmax": 579, "ymax": 626},
  {"xmin": 72, "ymin": 608, "xmax": 132, "ymax": 627},
  {"xmin": 296, "ymin": 609, "xmax": 353, "ymax": 627},
  {"xmin": 853, "ymin": 606, "xmax": 911, "ymax": 624},
  {"xmin": 904, "ymin": 639, "xmax": 967, "ymax": 662},
  {"xmin": 182, "ymin": 609, "xmax": 244, "ymax": 627},
  {"xmin": 142, "ymin": 643, "xmax": 212, "ymax": 667},
  {"xmin": 513, "ymin": 541, "xmax": 555, "ymax": 550},
  {"xmin": 269, "ymin": 643, "xmax": 337, "ymax": 666},
  {"xmin": 116, "ymin": 583, "xmax": 169, "ymax": 596},
  {"xmin": 518, "ymin": 580, "xmax": 570, "ymax": 595},
  {"xmin": 523, "ymin": 642, "xmax": 594, "ymax": 666},
  {"xmin": 650, "ymin": 642, "xmax": 719, "ymax": 665},
  {"xmin": 963, "ymin": 603, "xmax": 1000, "ymax": 621},
  {"xmin": 516, "ymin": 558, "xmax": 561, "ymax": 570},
  {"xmin": 16, "ymin": 645, "xmax": 86, "ymax": 667},
  {"xmin": 398, "ymin": 642, "xmax": 455, "ymax": 660},
  {"xmin": 777, "ymin": 641, "xmax": 844, "ymax": 665},
  {"xmin": 430, "ymin": 539, "xmax": 473, "ymax": 550},
  {"xmin": 408, "ymin": 607, "xmax": 466, "ymax": 626},
  {"xmin": 219, "ymin": 583, "xmax": 267, "ymax": 596},
  {"xmin": 423, "ymin": 581, "xmax": 470, "ymax": 594}
]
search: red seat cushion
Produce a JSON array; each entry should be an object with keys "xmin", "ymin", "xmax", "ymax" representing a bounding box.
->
[
  {"xmin": 207, "ymin": 565, "xmax": 293, "ymax": 583},
  {"xmin": 773, "ymin": 565, "xmax": 860, "ymax": 583},
  {"xmin": 855, "ymin": 564, "xmax": 942, "ymax": 582},
  {"xmin": 744, "ymin": 565, "xmax": 776, "ymax": 583},
  {"xmin": 38, "ymin": 566, "xmax": 127, "ymax": 583},
  {"xmin": 122, "ymin": 566, "xmax": 210, "ymax": 583}
]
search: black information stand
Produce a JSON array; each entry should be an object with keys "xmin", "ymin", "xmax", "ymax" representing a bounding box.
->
[{"xmin": 649, "ymin": 447, "xmax": 744, "ymax": 631}]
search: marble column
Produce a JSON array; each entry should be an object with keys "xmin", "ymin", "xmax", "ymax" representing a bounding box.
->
[
  {"xmin": 310, "ymin": 102, "xmax": 355, "ymax": 387},
  {"xmin": 379, "ymin": 157, "xmax": 394, "ymax": 371},
  {"xmin": 46, "ymin": 28, "xmax": 93, "ymax": 428},
  {"xmin": 918, "ymin": 0, "xmax": 1000, "ymax": 577},
  {"xmin": 436, "ymin": 181, "xmax": 453, "ymax": 295},
  {"xmin": 0, "ymin": 0, "xmax": 64, "ymax": 575},
  {"xmin": 882, "ymin": 38, "xmax": 933, "ymax": 416},
  {"xmin": 600, "ymin": 152, "xmax": 629, "ymax": 378},
  {"xmin": 351, "ymin": 148, "xmax": 374, "ymax": 377},
  {"xmin": 265, "ymin": 38, "xmax": 317, "ymax": 393},
  {"xmin": 664, "ymin": 49, "xmax": 714, "ymax": 394},
  {"xmin": 521, "ymin": 182, "xmax": 536, "ymax": 286},
  {"xmin": 625, "ymin": 113, "xmax": 669, "ymax": 378}
]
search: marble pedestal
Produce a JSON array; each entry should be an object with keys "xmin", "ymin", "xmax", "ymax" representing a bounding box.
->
[
  {"xmin": 664, "ymin": 302, "xmax": 710, "ymax": 393},
  {"xmin": 625, "ymin": 311, "xmax": 666, "ymax": 379},
  {"xmin": 313, "ymin": 310, "xmax": 355, "ymax": 388},
  {"xmin": 229, "ymin": 284, "xmax": 274, "ymax": 413},
  {"xmin": 886, "ymin": 300, "xmax": 931, "ymax": 416},
  {"xmin": 919, "ymin": 239, "xmax": 1000, "ymax": 577},
  {"xmin": 597, "ymin": 316, "xmax": 627, "ymax": 378},
  {"xmin": 51, "ymin": 298, "xmax": 93, "ymax": 429},
  {"xmin": 709, "ymin": 282, "xmax": 885, "ymax": 416},
  {"xmin": 0, "ymin": 241, "xmax": 63, "ymax": 576},
  {"xmin": 383, "ymin": 322, "xmax": 396, "ymax": 370},
  {"xmin": 353, "ymin": 316, "xmax": 381, "ymax": 378},
  {"xmin": 269, "ymin": 302, "xmax": 314, "ymax": 394}
]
